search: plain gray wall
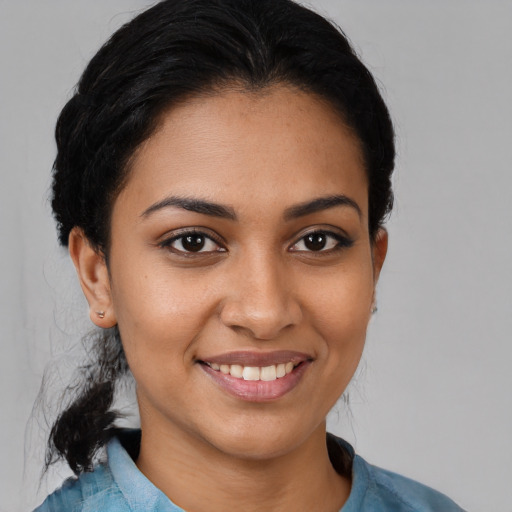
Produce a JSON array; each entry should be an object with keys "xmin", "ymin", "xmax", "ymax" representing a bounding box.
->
[{"xmin": 1, "ymin": 1, "xmax": 510, "ymax": 511}]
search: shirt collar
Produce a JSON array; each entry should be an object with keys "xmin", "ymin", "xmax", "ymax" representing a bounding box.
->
[{"xmin": 107, "ymin": 431, "xmax": 182, "ymax": 511}]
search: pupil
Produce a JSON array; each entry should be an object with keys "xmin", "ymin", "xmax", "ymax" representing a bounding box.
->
[
  {"xmin": 305, "ymin": 233, "xmax": 326, "ymax": 251},
  {"xmin": 183, "ymin": 235, "xmax": 205, "ymax": 252}
]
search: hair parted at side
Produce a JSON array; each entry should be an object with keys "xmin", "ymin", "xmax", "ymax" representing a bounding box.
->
[{"xmin": 48, "ymin": 0, "xmax": 395, "ymax": 475}]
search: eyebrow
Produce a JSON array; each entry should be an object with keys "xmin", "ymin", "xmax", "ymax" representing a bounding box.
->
[
  {"xmin": 283, "ymin": 195, "xmax": 362, "ymax": 220},
  {"xmin": 141, "ymin": 194, "xmax": 361, "ymax": 221},
  {"xmin": 141, "ymin": 196, "xmax": 237, "ymax": 220}
]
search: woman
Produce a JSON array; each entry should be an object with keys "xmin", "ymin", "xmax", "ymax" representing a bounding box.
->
[{"xmin": 35, "ymin": 0, "xmax": 465, "ymax": 510}]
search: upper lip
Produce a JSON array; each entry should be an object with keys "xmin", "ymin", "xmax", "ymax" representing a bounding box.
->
[{"xmin": 198, "ymin": 350, "xmax": 312, "ymax": 367}]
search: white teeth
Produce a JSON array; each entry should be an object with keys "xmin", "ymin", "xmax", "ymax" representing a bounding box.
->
[
  {"xmin": 260, "ymin": 365, "xmax": 277, "ymax": 381},
  {"xmin": 230, "ymin": 364, "xmax": 243, "ymax": 378},
  {"xmin": 207, "ymin": 361, "xmax": 299, "ymax": 381},
  {"xmin": 242, "ymin": 366, "xmax": 260, "ymax": 380}
]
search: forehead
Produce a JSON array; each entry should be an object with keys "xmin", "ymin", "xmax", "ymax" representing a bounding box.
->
[{"xmin": 117, "ymin": 85, "xmax": 368, "ymax": 220}]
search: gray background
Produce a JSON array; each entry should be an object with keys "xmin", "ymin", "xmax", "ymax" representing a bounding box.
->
[{"xmin": 1, "ymin": 1, "xmax": 511, "ymax": 511}]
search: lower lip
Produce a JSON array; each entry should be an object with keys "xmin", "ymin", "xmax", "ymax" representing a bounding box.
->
[{"xmin": 200, "ymin": 361, "xmax": 311, "ymax": 402}]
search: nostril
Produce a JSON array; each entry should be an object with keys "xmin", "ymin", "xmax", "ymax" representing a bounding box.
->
[
  {"xmin": 219, "ymin": 298, "xmax": 302, "ymax": 340},
  {"xmin": 218, "ymin": 266, "xmax": 303, "ymax": 339}
]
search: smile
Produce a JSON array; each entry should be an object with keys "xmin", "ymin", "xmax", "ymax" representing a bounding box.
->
[
  {"xmin": 198, "ymin": 351, "xmax": 312, "ymax": 402},
  {"xmin": 204, "ymin": 362, "xmax": 297, "ymax": 381}
]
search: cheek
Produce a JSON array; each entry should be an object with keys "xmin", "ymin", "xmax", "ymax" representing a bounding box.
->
[
  {"xmin": 303, "ymin": 260, "xmax": 374, "ymax": 365},
  {"xmin": 109, "ymin": 259, "xmax": 213, "ymax": 371}
]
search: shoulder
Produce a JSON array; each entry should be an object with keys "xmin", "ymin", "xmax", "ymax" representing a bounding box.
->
[
  {"xmin": 360, "ymin": 459, "xmax": 466, "ymax": 511},
  {"xmin": 33, "ymin": 464, "xmax": 127, "ymax": 512},
  {"xmin": 33, "ymin": 431, "xmax": 174, "ymax": 512},
  {"xmin": 328, "ymin": 435, "xmax": 466, "ymax": 512}
]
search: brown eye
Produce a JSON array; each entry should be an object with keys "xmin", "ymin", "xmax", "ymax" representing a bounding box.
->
[
  {"xmin": 304, "ymin": 233, "xmax": 327, "ymax": 251},
  {"xmin": 160, "ymin": 230, "xmax": 226, "ymax": 255},
  {"xmin": 290, "ymin": 230, "xmax": 353, "ymax": 253},
  {"xmin": 182, "ymin": 234, "xmax": 206, "ymax": 252}
]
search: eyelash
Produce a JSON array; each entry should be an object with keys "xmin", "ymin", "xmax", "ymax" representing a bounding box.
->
[
  {"xmin": 159, "ymin": 228, "xmax": 353, "ymax": 257},
  {"xmin": 289, "ymin": 231, "xmax": 354, "ymax": 254},
  {"xmin": 158, "ymin": 228, "xmax": 226, "ymax": 255}
]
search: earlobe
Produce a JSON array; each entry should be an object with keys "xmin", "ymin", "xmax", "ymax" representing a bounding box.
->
[{"xmin": 68, "ymin": 228, "xmax": 117, "ymax": 328}]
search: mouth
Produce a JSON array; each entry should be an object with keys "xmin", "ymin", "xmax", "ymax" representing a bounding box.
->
[
  {"xmin": 197, "ymin": 351, "xmax": 312, "ymax": 402},
  {"xmin": 202, "ymin": 361, "xmax": 299, "ymax": 381}
]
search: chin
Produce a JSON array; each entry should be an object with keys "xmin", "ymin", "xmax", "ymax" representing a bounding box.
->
[{"xmin": 198, "ymin": 416, "xmax": 322, "ymax": 462}]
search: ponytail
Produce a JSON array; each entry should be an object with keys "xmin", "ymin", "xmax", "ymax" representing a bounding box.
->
[{"xmin": 45, "ymin": 328, "xmax": 129, "ymax": 474}]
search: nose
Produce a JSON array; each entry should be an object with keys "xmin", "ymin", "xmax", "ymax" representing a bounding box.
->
[{"xmin": 219, "ymin": 252, "xmax": 302, "ymax": 340}]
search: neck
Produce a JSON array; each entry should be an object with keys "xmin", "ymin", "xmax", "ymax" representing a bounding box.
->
[{"xmin": 136, "ymin": 421, "xmax": 350, "ymax": 512}]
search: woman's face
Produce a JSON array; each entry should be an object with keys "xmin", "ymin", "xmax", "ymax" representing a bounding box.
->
[{"xmin": 99, "ymin": 86, "xmax": 386, "ymax": 459}]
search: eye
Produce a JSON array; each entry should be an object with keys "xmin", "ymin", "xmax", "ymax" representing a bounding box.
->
[
  {"xmin": 290, "ymin": 230, "xmax": 353, "ymax": 253},
  {"xmin": 160, "ymin": 230, "xmax": 226, "ymax": 254}
]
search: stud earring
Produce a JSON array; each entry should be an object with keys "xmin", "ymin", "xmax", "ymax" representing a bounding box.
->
[
  {"xmin": 371, "ymin": 303, "xmax": 378, "ymax": 314},
  {"xmin": 96, "ymin": 311, "xmax": 105, "ymax": 319}
]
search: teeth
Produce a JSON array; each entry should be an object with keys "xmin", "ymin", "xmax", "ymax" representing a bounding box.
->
[
  {"xmin": 230, "ymin": 364, "xmax": 244, "ymax": 378},
  {"xmin": 242, "ymin": 366, "xmax": 260, "ymax": 380},
  {"xmin": 207, "ymin": 361, "xmax": 298, "ymax": 381},
  {"xmin": 260, "ymin": 365, "xmax": 277, "ymax": 381}
]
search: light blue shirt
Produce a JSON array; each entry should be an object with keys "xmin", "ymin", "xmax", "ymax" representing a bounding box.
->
[{"xmin": 35, "ymin": 431, "xmax": 466, "ymax": 511}]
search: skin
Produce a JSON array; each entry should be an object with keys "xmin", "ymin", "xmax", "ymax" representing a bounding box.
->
[{"xmin": 70, "ymin": 85, "xmax": 387, "ymax": 512}]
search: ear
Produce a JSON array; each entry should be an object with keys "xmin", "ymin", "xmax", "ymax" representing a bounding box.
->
[
  {"xmin": 372, "ymin": 228, "xmax": 388, "ymax": 282},
  {"xmin": 68, "ymin": 227, "xmax": 117, "ymax": 328},
  {"xmin": 370, "ymin": 228, "xmax": 388, "ymax": 310}
]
